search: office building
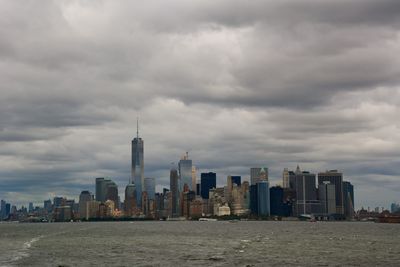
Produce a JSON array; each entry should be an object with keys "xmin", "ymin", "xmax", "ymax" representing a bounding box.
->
[
  {"xmin": 125, "ymin": 183, "xmax": 137, "ymax": 216},
  {"xmin": 343, "ymin": 181, "xmax": 354, "ymax": 218},
  {"xmin": 250, "ymin": 167, "xmax": 268, "ymax": 185},
  {"xmin": 282, "ymin": 168, "xmax": 290, "ymax": 188},
  {"xmin": 318, "ymin": 170, "xmax": 344, "ymax": 214},
  {"xmin": 132, "ymin": 119, "xmax": 144, "ymax": 207},
  {"xmin": 200, "ymin": 172, "xmax": 216, "ymax": 199},
  {"xmin": 179, "ymin": 152, "xmax": 193, "ymax": 191},
  {"xmin": 318, "ymin": 182, "xmax": 336, "ymax": 215},
  {"xmin": 79, "ymin": 191, "xmax": 93, "ymax": 219},
  {"xmin": 170, "ymin": 168, "xmax": 180, "ymax": 217},
  {"xmin": 257, "ymin": 180, "xmax": 270, "ymax": 217},
  {"xmin": 294, "ymin": 166, "xmax": 318, "ymax": 215},
  {"xmin": 144, "ymin": 177, "xmax": 156, "ymax": 200},
  {"xmin": 105, "ymin": 181, "xmax": 119, "ymax": 209}
]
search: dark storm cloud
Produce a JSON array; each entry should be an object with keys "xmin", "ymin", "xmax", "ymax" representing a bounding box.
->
[{"xmin": 0, "ymin": 0, "xmax": 399, "ymax": 208}]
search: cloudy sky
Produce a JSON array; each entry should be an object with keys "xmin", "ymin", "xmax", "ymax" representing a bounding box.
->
[{"xmin": 1, "ymin": 0, "xmax": 400, "ymax": 209}]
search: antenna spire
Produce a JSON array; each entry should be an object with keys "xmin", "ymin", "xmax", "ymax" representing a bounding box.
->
[{"xmin": 136, "ymin": 117, "xmax": 139, "ymax": 139}]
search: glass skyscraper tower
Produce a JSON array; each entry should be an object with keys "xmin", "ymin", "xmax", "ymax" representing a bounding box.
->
[{"xmin": 132, "ymin": 119, "xmax": 144, "ymax": 207}]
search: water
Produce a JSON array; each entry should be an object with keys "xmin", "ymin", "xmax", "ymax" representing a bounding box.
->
[{"xmin": 0, "ymin": 221, "xmax": 399, "ymax": 266}]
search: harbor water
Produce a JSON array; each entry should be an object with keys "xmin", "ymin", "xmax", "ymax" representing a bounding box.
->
[{"xmin": 0, "ymin": 221, "xmax": 399, "ymax": 266}]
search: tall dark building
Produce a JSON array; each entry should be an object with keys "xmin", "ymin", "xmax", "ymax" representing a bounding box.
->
[
  {"xmin": 78, "ymin": 191, "xmax": 93, "ymax": 219},
  {"xmin": 132, "ymin": 119, "xmax": 144, "ymax": 207},
  {"xmin": 106, "ymin": 181, "xmax": 119, "ymax": 208},
  {"xmin": 200, "ymin": 172, "xmax": 216, "ymax": 199},
  {"xmin": 270, "ymin": 186, "xmax": 285, "ymax": 216},
  {"xmin": 196, "ymin": 183, "xmax": 201, "ymax": 196},
  {"xmin": 231, "ymin": 176, "xmax": 241, "ymax": 186},
  {"xmin": 318, "ymin": 170, "xmax": 344, "ymax": 214},
  {"xmin": 170, "ymin": 168, "xmax": 179, "ymax": 217},
  {"xmin": 294, "ymin": 166, "xmax": 318, "ymax": 215},
  {"xmin": 250, "ymin": 185, "xmax": 258, "ymax": 215},
  {"xmin": 343, "ymin": 181, "xmax": 354, "ymax": 218}
]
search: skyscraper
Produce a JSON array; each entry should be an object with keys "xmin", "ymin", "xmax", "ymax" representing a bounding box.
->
[
  {"xmin": 132, "ymin": 119, "xmax": 144, "ymax": 207},
  {"xmin": 179, "ymin": 152, "xmax": 193, "ymax": 191},
  {"xmin": 282, "ymin": 168, "xmax": 289, "ymax": 188},
  {"xmin": 144, "ymin": 177, "xmax": 156, "ymax": 200},
  {"xmin": 125, "ymin": 183, "xmax": 137, "ymax": 216},
  {"xmin": 257, "ymin": 180, "xmax": 270, "ymax": 217},
  {"xmin": 250, "ymin": 167, "xmax": 268, "ymax": 185},
  {"xmin": 318, "ymin": 182, "xmax": 336, "ymax": 215},
  {"xmin": 343, "ymin": 181, "xmax": 354, "ymax": 218},
  {"xmin": 294, "ymin": 166, "xmax": 318, "ymax": 215},
  {"xmin": 318, "ymin": 170, "xmax": 344, "ymax": 214},
  {"xmin": 79, "ymin": 191, "xmax": 93, "ymax": 219},
  {"xmin": 200, "ymin": 172, "xmax": 216, "ymax": 199},
  {"xmin": 170, "ymin": 168, "xmax": 179, "ymax": 217}
]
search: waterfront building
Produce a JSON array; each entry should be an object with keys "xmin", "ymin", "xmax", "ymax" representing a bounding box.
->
[
  {"xmin": 132, "ymin": 119, "xmax": 144, "ymax": 207},
  {"xmin": 144, "ymin": 177, "xmax": 156, "ymax": 200},
  {"xmin": 125, "ymin": 183, "xmax": 137, "ymax": 216},
  {"xmin": 343, "ymin": 181, "xmax": 354, "ymax": 218},
  {"xmin": 189, "ymin": 196, "xmax": 203, "ymax": 218},
  {"xmin": 201, "ymin": 172, "xmax": 216, "ymax": 199},
  {"xmin": 0, "ymin": 200, "xmax": 6, "ymax": 220},
  {"xmin": 78, "ymin": 191, "xmax": 93, "ymax": 219},
  {"xmin": 250, "ymin": 185, "xmax": 258, "ymax": 215},
  {"xmin": 86, "ymin": 200, "xmax": 100, "ymax": 220},
  {"xmin": 170, "ymin": 168, "xmax": 180, "ymax": 217},
  {"xmin": 257, "ymin": 180, "xmax": 270, "ymax": 217},
  {"xmin": 250, "ymin": 167, "xmax": 268, "ymax": 185},
  {"xmin": 215, "ymin": 204, "xmax": 231, "ymax": 216},
  {"xmin": 318, "ymin": 170, "xmax": 344, "ymax": 214},
  {"xmin": 270, "ymin": 186, "xmax": 287, "ymax": 217},
  {"xmin": 54, "ymin": 206, "xmax": 72, "ymax": 222},
  {"xmin": 318, "ymin": 182, "xmax": 336, "ymax": 215},
  {"xmin": 95, "ymin": 177, "xmax": 114, "ymax": 203},
  {"xmin": 179, "ymin": 152, "xmax": 193, "ymax": 191}
]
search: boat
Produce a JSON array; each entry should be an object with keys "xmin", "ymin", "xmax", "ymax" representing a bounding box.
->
[{"xmin": 199, "ymin": 218, "xmax": 217, "ymax": 221}]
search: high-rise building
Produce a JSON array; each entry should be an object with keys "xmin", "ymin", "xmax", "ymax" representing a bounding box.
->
[
  {"xmin": 343, "ymin": 181, "xmax": 354, "ymax": 218},
  {"xmin": 95, "ymin": 177, "xmax": 109, "ymax": 203},
  {"xmin": 79, "ymin": 191, "xmax": 93, "ymax": 219},
  {"xmin": 132, "ymin": 119, "xmax": 144, "ymax": 207},
  {"xmin": 192, "ymin": 166, "xmax": 197, "ymax": 194},
  {"xmin": 318, "ymin": 170, "xmax": 344, "ymax": 214},
  {"xmin": 105, "ymin": 181, "xmax": 119, "ymax": 209},
  {"xmin": 0, "ymin": 200, "xmax": 6, "ymax": 220},
  {"xmin": 179, "ymin": 152, "xmax": 193, "ymax": 191},
  {"xmin": 318, "ymin": 182, "xmax": 336, "ymax": 215},
  {"xmin": 282, "ymin": 168, "xmax": 290, "ymax": 188},
  {"xmin": 250, "ymin": 185, "xmax": 258, "ymax": 215},
  {"xmin": 170, "ymin": 168, "xmax": 179, "ymax": 217},
  {"xmin": 200, "ymin": 172, "xmax": 216, "ymax": 199},
  {"xmin": 250, "ymin": 167, "xmax": 268, "ymax": 185},
  {"xmin": 44, "ymin": 199, "xmax": 52, "ymax": 213},
  {"xmin": 294, "ymin": 166, "xmax": 318, "ymax": 215},
  {"xmin": 232, "ymin": 176, "xmax": 241, "ymax": 186},
  {"xmin": 257, "ymin": 181, "xmax": 270, "ymax": 217},
  {"xmin": 28, "ymin": 202, "xmax": 34, "ymax": 213},
  {"xmin": 125, "ymin": 183, "xmax": 137, "ymax": 216},
  {"xmin": 144, "ymin": 177, "xmax": 156, "ymax": 200},
  {"xmin": 5, "ymin": 203, "xmax": 10, "ymax": 218}
]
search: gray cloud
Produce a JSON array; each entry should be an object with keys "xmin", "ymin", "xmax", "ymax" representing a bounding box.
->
[{"xmin": 0, "ymin": 0, "xmax": 400, "ymax": 209}]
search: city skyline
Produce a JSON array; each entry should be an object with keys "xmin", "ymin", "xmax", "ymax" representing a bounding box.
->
[{"xmin": 1, "ymin": 1, "xmax": 400, "ymax": 209}]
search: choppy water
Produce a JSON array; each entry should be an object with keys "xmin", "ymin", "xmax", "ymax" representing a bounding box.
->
[{"xmin": 0, "ymin": 221, "xmax": 399, "ymax": 266}]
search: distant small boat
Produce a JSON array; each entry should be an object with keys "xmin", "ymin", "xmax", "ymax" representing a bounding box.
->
[
  {"xmin": 199, "ymin": 218, "xmax": 217, "ymax": 221},
  {"xmin": 229, "ymin": 219, "xmax": 239, "ymax": 223}
]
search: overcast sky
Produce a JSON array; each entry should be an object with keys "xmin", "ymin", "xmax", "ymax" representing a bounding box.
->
[{"xmin": 1, "ymin": 0, "xmax": 400, "ymax": 209}]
